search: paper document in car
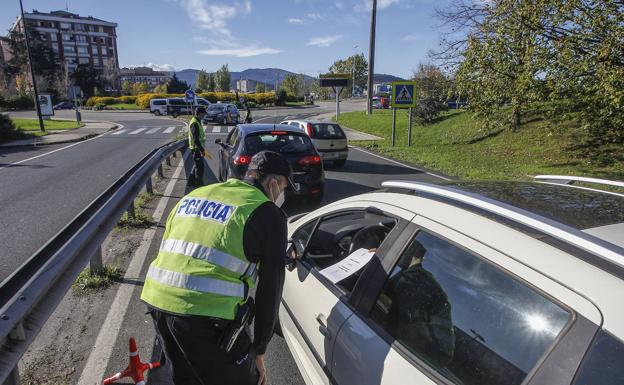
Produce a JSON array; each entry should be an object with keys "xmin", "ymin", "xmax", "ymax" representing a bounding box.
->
[{"xmin": 319, "ymin": 248, "xmax": 375, "ymax": 284}]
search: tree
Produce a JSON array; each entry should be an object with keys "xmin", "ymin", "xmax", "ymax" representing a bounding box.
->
[
  {"xmin": 281, "ymin": 74, "xmax": 302, "ymax": 99},
  {"xmin": 121, "ymin": 81, "xmax": 133, "ymax": 96},
  {"xmin": 195, "ymin": 70, "xmax": 209, "ymax": 90},
  {"xmin": 255, "ymin": 82, "xmax": 266, "ymax": 93},
  {"xmin": 310, "ymin": 79, "xmax": 331, "ymax": 100},
  {"xmin": 215, "ymin": 65, "xmax": 231, "ymax": 92},
  {"xmin": 70, "ymin": 64, "xmax": 103, "ymax": 98},
  {"xmin": 154, "ymin": 83, "xmax": 168, "ymax": 93},
  {"xmin": 412, "ymin": 64, "xmax": 450, "ymax": 124},
  {"xmin": 206, "ymin": 73, "xmax": 216, "ymax": 92},
  {"xmin": 329, "ymin": 54, "xmax": 368, "ymax": 97},
  {"xmin": 132, "ymin": 82, "xmax": 150, "ymax": 95},
  {"xmin": 166, "ymin": 73, "xmax": 189, "ymax": 94}
]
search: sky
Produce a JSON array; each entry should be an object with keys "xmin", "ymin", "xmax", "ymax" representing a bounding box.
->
[{"xmin": 1, "ymin": 0, "xmax": 453, "ymax": 78}]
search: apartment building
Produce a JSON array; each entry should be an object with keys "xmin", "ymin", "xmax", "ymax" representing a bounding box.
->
[
  {"xmin": 119, "ymin": 67, "xmax": 171, "ymax": 87},
  {"xmin": 11, "ymin": 10, "xmax": 119, "ymax": 73}
]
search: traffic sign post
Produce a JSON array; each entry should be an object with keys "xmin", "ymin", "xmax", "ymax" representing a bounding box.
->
[
  {"xmin": 320, "ymin": 74, "xmax": 350, "ymax": 122},
  {"xmin": 390, "ymin": 81, "xmax": 416, "ymax": 147},
  {"xmin": 185, "ymin": 89, "xmax": 196, "ymax": 116}
]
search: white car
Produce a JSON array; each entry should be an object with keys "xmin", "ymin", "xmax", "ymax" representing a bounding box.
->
[
  {"xmin": 280, "ymin": 120, "xmax": 348, "ymax": 168},
  {"xmin": 150, "ymin": 97, "xmax": 211, "ymax": 116},
  {"xmin": 150, "ymin": 98, "xmax": 167, "ymax": 115},
  {"xmin": 280, "ymin": 175, "xmax": 624, "ymax": 385}
]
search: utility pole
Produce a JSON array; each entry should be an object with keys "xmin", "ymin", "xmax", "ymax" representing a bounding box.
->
[
  {"xmin": 19, "ymin": 0, "xmax": 45, "ymax": 132},
  {"xmin": 366, "ymin": 0, "xmax": 377, "ymax": 115},
  {"xmin": 352, "ymin": 45, "xmax": 358, "ymax": 97}
]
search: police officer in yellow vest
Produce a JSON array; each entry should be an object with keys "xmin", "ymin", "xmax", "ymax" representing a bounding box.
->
[
  {"xmin": 141, "ymin": 150, "xmax": 295, "ymax": 385},
  {"xmin": 189, "ymin": 107, "xmax": 207, "ymax": 186}
]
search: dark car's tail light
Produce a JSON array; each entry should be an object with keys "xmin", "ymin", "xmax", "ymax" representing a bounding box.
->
[
  {"xmin": 305, "ymin": 123, "xmax": 314, "ymax": 137},
  {"xmin": 271, "ymin": 131, "xmax": 288, "ymax": 135},
  {"xmin": 298, "ymin": 155, "xmax": 321, "ymax": 166},
  {"xmin": 234, "ymin": 155, "xmax": 251, "ymax": 165}
]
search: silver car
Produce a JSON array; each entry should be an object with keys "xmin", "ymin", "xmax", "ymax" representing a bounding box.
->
[
  {"xmin": 281, "ymin": 120, "xmax": 348, "ymax": 167},
  {"xmin": 281, "ymin": 175, "xmax": 624, "ymax": 385}
]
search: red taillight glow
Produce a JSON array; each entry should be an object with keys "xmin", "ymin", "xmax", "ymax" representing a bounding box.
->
[
  {"xmin": 305, "ymin": 123, "xmax": 314, "ymax": 137},
  {"xmin": 234, "ymin": 155, "xmax": 251, "ymax": 165},
  {"xmin": 271, "ymin": 131, "xmax": 288, "ymax": 135},
  {"xmin": 310, "ymin": 188, "xmax": 321, "ymax": 195},
  {"xmin": 298, "ymin": 155, "xmax": 321, "ymax": 166}
]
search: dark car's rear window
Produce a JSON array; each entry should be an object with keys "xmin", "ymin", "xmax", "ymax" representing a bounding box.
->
[
  {"xmin": 443, "ymin": 181, "xmax": 624, "ymax": 230},
  {"xmin": 572, "ymin": 330, "xmax": 624, "ymax": 384},
  {"xmin": 312, "ymin": 123, "xmax": 346, "ymax": 139},
  {"xmin": 244, "ymin": 132, "xmax": 313, "ymax": 154}
]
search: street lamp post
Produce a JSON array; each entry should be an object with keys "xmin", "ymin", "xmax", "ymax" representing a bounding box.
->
[
  {"xmin": 366, "ymin": 0, "xmax": 377, "ymax": 115},
  {"xmin": 352, "ymin": 45, "xmax": 358, "ymax": 97},
  {"xmin": 19, "ymin": 0, "xmax": 45, "ymax": 132}
]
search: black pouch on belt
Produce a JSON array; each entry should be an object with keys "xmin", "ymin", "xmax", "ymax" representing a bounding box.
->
[{"xmin": 218, "ymin": 298, "xmax": 255, "ymax": 352}]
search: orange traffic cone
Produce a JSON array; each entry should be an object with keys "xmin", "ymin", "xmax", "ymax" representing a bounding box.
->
[{"xmin": 103, "ymin": 337, "xmax": 160, "ymax": 385}]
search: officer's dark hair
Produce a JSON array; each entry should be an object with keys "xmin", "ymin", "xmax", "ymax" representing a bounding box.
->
[{"xmin": 195, "ymin": 107, "xmax": 206, "ymax": 115}]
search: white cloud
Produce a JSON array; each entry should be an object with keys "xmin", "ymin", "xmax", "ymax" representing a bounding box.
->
[
  {"xmin": 180, "ymin": 0, "xmax": 251, "ymax": 36},
  {"xmin": 288, "ymin": 18, "xmax": 304, "ymax": 24},
  {"xmin": 355, "ymin": 0, "xmax": 401, "ymax": 11},
  {"xmin": 196, "ymin": 45, "xmax": 283, "ymax": 57},
  {"xmin": 306, "ymin": 13, "xmax": 324, "ymax": 20},
  {"xmin": 306, "ymin": 35, "xmax": 342, "ymax": 47},
  {"xmin": 401, "ymin": 34, "xmax": 421, "ymax": 42},
  {"xmin": 129, "ymin": 63, "xmax": 175, "ymax": 71}
]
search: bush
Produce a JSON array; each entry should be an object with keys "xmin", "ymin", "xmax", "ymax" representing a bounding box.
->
[
  {"xmin": 0, "ymin": 95, "xmax": 35, "ymax": 110},
  {"xmin": 93, "ymin": 103, "xmax": 106, "ymax": 111},
  {"xmin": 246, "ymin": 101, "xmax": 257, "ymax": 108},
  {"xmin": 276, "ymin": 90, "xmax": 288, "ymax": 106},
  {"xmin": 0, "ymin": 113, "xmax": 26, "ymax": 141},
  {"xmin": 120, "ymin": 96, "xmax": 137, "ymax": 104}
]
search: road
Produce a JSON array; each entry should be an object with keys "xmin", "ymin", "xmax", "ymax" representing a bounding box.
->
[{"xmin": 3, "ymin": 104, "xmax": 449, "ymax": 385}]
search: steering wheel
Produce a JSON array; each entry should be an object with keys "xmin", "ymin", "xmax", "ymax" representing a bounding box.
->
[{"xmin": 348, "ymin": 224, "xmax": 389, "ymax": 254}]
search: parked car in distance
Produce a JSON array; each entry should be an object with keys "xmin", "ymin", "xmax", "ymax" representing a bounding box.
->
[
  {"xmin": 281, "ymin": 176, "xmax": 624, "ymax": 385},
  {"xmin": 203, "ymin": 103, "xmax": 240, "ymax": 125},
  {"xmin": 280, "ymin": 120, "xmax": 348, "ymax": 167},
  {"xmin": 150, "ymin": 98, "xmax": 167, "ymax": 115},
  {"xmin": 160, "ymin": 97, "xmax": 211, "ymax": 117},
  {"xmin": 53, "ymin": 101, "xmax": 74, "ymax": 110},
  {"xmin": 215, "ymin": 124, "xmax": 325, "ymax": 204}
]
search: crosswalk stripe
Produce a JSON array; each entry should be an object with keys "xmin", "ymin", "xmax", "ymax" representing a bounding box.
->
[
  {"xmin": 110, "ymin": 129, "xmax": 128, "ymax": 135},
  {"xmin": 163, "ymin": 126, "xmax": 176, "ymax": 134},
  {"xmin": 129, "ymin": 127, "xmax": 148, "ymax": 135},
  {"xmin": 212, "ymin": 126, "xmax": 221, "ymax": 133},
  {"xmin": 146, "ymin": 127, "xmax": 162, "ymax": 134}
]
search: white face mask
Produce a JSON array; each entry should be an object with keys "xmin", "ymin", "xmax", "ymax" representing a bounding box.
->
[{"xmin": 270, "ymin": 178, "xmax": 285, "ymax": 207}]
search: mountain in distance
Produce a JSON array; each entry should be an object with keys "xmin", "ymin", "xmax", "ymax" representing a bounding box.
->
[{"xmin": 175, "ymin": 68, "xmax": 405, "ymax": 90}]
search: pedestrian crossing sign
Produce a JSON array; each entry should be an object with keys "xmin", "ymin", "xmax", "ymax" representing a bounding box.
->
[{"xmin": 391, "ymin": 81, "xmax": 416, "ymax": 108}]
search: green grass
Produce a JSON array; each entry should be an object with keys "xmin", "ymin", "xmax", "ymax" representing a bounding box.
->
[
  {"xmin": 105, "ymin": 103, "xmax": 143, "ymax": 110},
  {"xmin": 72, "ymin": 265, "xmax": 124, "ymax": 293},
  {"xmin": 285, "ymin": 101, "xmax": 306, "ymax": 107},
  {"xmin": 12, "ymin": 118, "xmax": 81, "ymax": 137},
  {"xmin": 116, "ymin": 191, "xmax": 158, "ymax": 229},
  {"xmin": 337, "ymin": 109, "xmax": 624, "ymax": 181}
]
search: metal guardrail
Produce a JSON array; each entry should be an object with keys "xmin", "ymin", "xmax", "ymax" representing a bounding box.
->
[{"xmin": 0, "ymin": 139, "xmax": 187, "ymax": 385}]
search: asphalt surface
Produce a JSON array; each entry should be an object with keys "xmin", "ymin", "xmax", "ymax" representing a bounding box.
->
[{"xmin": 4, "ymin": 104, "xmax": 450, "ymax": 385}]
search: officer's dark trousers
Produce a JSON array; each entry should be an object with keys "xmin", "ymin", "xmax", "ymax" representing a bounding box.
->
[
  {"xmin": 150, "ymin": 309, "xmax": 259, "ymax": 385},
  {"xmin": 192, "ymin": 149, "xmax": 205, "ymax": 187}
]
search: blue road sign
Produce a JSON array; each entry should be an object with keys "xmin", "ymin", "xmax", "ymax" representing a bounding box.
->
[
  {"xmin": 185, "ymin": 89, "xmax": 196, "ymax": 103},
  {"xmin": 391, "ymin": 81, "xmax": 416, "ymax": 108}
]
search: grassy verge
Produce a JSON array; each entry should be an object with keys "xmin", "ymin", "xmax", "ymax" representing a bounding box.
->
[
  {"xmin": 12, "ymin": 118, "xmax": 81, "ymax": 137},
  {"xmin": 72, "ymin": 265, "xmax": 123, "ymax": 293},
  {"xmin": 337, "ymin": 109, "xmax": 624, "ymax": 181},
  {"xmin": 116, "ymin": 191, "xmax": 159, "ymax": 229},
  {"xmin": 105, "ymin": 103, "xmax": 144, "ymax": 110},
  {"xmin": 285, "ymin": 102, "xmax": 306, "ymax": 107}
]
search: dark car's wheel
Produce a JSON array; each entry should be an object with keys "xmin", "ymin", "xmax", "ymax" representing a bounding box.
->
[
  {"xmin": 154, "ymin": 110, "xmax": 161, "ymax": 116},
  {"xmin": 333, "ymin": 159, "xmax": 347, "ymax": 168}
]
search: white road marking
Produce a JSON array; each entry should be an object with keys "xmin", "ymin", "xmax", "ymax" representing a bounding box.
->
[
  {"xmin": 350, "ymin": 146, "xmax": 453, "ymax": 181},
  {"xmin": 110, "ymin": 129, "xmax": 128, "ymax": 135},
  {"xmin": 0, "ymin": 132, "xmax": 111, "ymax": 172},
  {"xmin": 212, "ymin": 126, "xmax": 221, "ymax": 133},
  {"xmin": 163, "ymin": 126, "xmax": 176, "ymax": 134},
  {"xmin": 128, "ymin": 127, "xmax": 148, "ymax": 135},
  {"xmin": 252, "ymin": 116, "xmax": 275, "ymax": 123},
  {"xmin": 77, "ymin": 152, "xmax": 188, "ymax": 385},
  {"xmin": 146, "ymin": 127, "xmax": 162, "ymax": 134}
]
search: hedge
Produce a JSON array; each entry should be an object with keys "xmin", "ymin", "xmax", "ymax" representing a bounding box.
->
[
  {"xmin": 0, "ymin": 113, "xmax": 26, "ymax": 141},
  {"xmin": 0, "ymin": 95, "xmax": 35, "ymax": 110},
  {"xmin": 134, "ymin": 92, "xmax": 277, "ymax": 109}
]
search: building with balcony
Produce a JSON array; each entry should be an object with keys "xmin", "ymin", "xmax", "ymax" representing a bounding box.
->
[
  {"xmin": 119, "ymin": 67, "xmax": 171, "ymax": 88},
  {"xmin": 10, "ymin": 10, "xmax": 119, "ymax": 74}
]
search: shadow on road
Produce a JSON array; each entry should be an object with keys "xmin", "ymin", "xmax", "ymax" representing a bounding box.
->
[{"xmin": 328, "ymin": 159, "xmax": 423, "ymax": 175}]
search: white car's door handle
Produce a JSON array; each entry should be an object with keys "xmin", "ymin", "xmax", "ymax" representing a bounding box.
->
[{"xmin": 316, "ymin": 313, "xmax": 329, "ymax": 337}]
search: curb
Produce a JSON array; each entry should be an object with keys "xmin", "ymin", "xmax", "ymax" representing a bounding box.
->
[{"xmin": 0, "ymin": 123, "xmax": 119, "ymax": 149}]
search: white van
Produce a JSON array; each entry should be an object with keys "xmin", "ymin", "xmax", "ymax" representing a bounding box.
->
[{"xmin": 150, "ymin": 98, "xmax": 167, "ymax": 115}]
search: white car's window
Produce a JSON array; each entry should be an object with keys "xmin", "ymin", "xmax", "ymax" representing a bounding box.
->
[
  {"xmin": 289, "ymin": 122, "xmax": 299, "ymax": 127},
  {"xmin": 295, "ymin": 211, "xmax": 396, "ymax": 293},
  {"xmin": 370, "ymin": 230, "xmax": 571, "ymax": 385}
]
